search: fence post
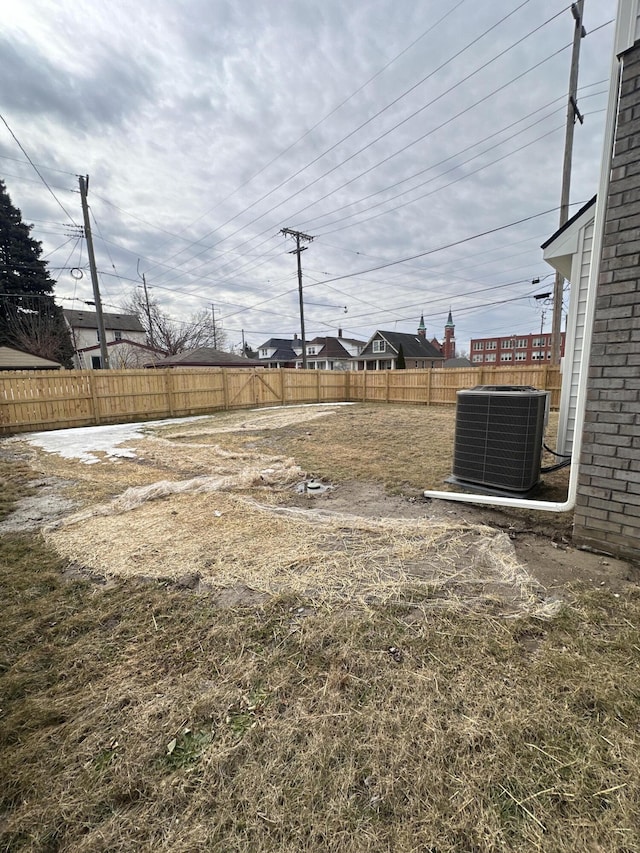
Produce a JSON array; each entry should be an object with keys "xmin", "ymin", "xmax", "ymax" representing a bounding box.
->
[
  {"xmin": 385, "ymin": 370, "xmax": 390, "ymax": 403},
  {"xmin": 316, "ymin": 370, "xmax": 321, "ymax": 402},
  {"xmin": 280, "ymin": 367, "xmax": 285, "ymax": 404},
  {"xmin": 426, "ymin": 368, "xmax": 432, "ymax": 406},
  {"xmin": 345, "ymin": 369, "xmax": 351, "ymax": 402},
  {"xmin": 88, "ymin": 370, "xmax": 102, "ymax": 425},
  {"xmin": 363, "ymin": 370, "xmax": 367, "ymax": 403},
  {"xmin": 222, "ymin": 368, "xmax": 230, "ymax": 410},
  {"xmin": 164, "ymin": 369, "xmax": 175, "ymax": 418}
]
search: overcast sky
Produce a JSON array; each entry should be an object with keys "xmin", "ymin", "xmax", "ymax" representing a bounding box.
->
[{"xmin": 1, "ymin": 0, "xmax": 617, "ymax": 353}]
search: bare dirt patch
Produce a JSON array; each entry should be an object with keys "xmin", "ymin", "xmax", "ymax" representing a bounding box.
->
[{"xmin": 2, "ymin": 403, "xmax": 638, "ymax": 608}]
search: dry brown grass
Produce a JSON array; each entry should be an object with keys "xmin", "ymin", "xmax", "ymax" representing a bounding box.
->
[
  {"xmin": 1, "ymin": 534, "xmax": 639, "ymax": 852},
  {"xmin": 0, "ymin": 457, "xmax": 34, "ymax": 522},
  {"xmin": 1, "ymin": 405, "xmax": 637, "ymax": 852}
]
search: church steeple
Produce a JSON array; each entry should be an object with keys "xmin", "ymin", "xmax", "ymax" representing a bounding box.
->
[
  {"xmin": 417, "ymin": 313, "xmax": 426, "ymax": 338},
  {"xmin": 443, "ymin": 309, "xmax": 456, "ymax": 359}
]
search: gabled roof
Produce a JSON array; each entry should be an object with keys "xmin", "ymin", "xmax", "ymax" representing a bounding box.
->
[
  {"xmin": 265, "ymin": 348, "xmax": 297, "ymax": 361},
  {"xmin": 63, "ymin": 309, "xmax": 145, "ymax": 333},
  {"xmin": 146, "ymin": 347, "xmax": 264, "ymax": 367},
  {"xmin": 366, "ymin": 330, "xmax": 444, "ymax": 360},
  {"xmin": 304, "ymin": 336, "xmax": 352, "ymax": 359},
  {"xmin": 258, "ymin": 337, "xmax": 296, "ymax": 350},
  {"xmin": 0, "ymin": 346, "xmax": 62, "ymax": 370}
]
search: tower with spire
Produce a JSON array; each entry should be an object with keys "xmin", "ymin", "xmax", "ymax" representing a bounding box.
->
[
  {"xmin": 417, "ymin": 313, "xmax": 426, "ymax": 338},
  {"xmin": 443, "ymin": 309, "xmax": 456, "ymax": 360}
]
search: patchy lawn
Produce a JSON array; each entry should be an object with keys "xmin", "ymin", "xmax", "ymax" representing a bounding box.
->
[{"xmin": 1, "ymin": 404, "xmax": 639, "ymax": 851}]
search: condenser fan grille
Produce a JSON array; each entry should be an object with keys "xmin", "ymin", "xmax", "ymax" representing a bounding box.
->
[{"xmin": 452, "ymin": 387, "xmax": 549, "ymax": 492}]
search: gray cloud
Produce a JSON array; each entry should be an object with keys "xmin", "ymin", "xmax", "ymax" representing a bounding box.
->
[
  {"xmin": 0, "ymin": 0, "xmax": 618, "ymax": 350},
  {"xmin": 0, "ymin": 36, "xmax": 155, "ymax": 130}
]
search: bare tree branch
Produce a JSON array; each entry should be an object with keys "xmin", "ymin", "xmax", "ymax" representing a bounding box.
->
[{"xmin": 120, "ymin": 289, "xmax": 227, "ymax": 355}]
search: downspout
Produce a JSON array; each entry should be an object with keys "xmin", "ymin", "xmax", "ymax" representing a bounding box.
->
[{"xmin": 424, "ymin": 52, "xmax": 622, "ymax": 513}]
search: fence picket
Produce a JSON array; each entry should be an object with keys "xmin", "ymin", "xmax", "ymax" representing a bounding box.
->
[{"xmin": 0, "ymin": 365, "xmax": 561, "ymax": 435}]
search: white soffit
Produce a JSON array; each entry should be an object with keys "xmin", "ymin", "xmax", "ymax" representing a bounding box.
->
[{"xmin": 542, "ymin": 203, "xmax": 595, "ymax": 280}]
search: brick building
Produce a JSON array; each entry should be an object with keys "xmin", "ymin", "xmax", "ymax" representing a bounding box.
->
[
  {"xmin": 572, "ymin": 15, "xmax": 640, "ymax": 562},
  {"xmin": 469, "ymin": 331, "xmax": 566, "ymax": 366}
]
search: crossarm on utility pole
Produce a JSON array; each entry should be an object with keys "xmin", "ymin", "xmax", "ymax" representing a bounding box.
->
[{"xmin": 281, "ymin": 227, "xmax": 314, "ymax": 369}]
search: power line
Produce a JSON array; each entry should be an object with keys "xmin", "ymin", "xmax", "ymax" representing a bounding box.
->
[
  {"xmin": 150, "ymin": 23, "xmax": 581, "ymax": 288},
  {"xmin": 0, "ymin": 113, "xmax": 78, "ymax": 224},
  {"xmin": 139, "ymin": 0, "xmax": 470, "ymax": 277},
  {"xmin": 218, "ymin": 204, "xmax": 564, "ymax": 322},
  {"xmin": 0, "ymin": 151, "xmax": 77, "ymax": 177},
  {"xmin": 294, "ymin": 87, "xmax": 608, "ymax": 231},
  {"xmin": 148, "ymin": 1, "xmax": 543, "ymax": 283}
]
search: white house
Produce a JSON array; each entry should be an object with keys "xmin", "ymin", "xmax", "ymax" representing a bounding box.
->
[{"xmin": 63, "ymin": 309, "xmax": 155, "ymax": 369}]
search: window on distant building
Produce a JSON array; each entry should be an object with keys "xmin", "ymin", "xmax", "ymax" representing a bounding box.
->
[
  {"xmin": 486, "ymin": 341, "xmax": 497, "ymax": 350},
  {"xmin": 515, "ymin": 352, "xmax": 527, "ymax": 361},
  {"xmin": 500, "ymin": 352, "xmax": 513, "ymax": 362},
  {"xmin": 316, "ymin": 361, "xmax": 326, "ymax": 370},
  {"xmin": 372, "ymin": 339, "xmax": 386, "ymax": 353},
  {"xmin": 307, "ymin": 346, "xmax": 317, "ymax": 355},
  {"xmin": 485, "ymin": 353, "xmax": 496, "ymax": 362},
  {"xmin": 516, "ymin": 338, "xmax": 528, "ymax": 348},
  {"xmin": 260, "ymin": 348, "xmax": 268, "ymax": 358},
  {"xmin": 472, "ymin": 354, "xmax": 483, "ymax": 363},
  {"xmin": 532, "ymin": 350, "xmax": 545, "ymax": 360},
  {"xmin": 114, "ymin": 330, "xmax": 122, "ymax": 341},
  {"xmin": 472, "ymin": 341, "xmax": 484, "ymax": 351},
  {"xmin": 501, "ymin": 339, "xmax": 514, "ymax": 348},
  {"xmin": 532, "ymin": 337, "xmax": 545, "ymax": 347}
]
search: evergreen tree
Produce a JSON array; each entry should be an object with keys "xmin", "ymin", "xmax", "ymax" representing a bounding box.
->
[
  {"xmin": 0, "ymin": 178, "xmax": 74, "ymax": 366},
  {"xmin": 396, "ymin": 343, "xmax": 406, "ymax": 369}
]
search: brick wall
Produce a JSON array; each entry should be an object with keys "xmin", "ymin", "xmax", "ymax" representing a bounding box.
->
[{"xmin": 573, "ymin": 42, "xmax": 640, "ymax": 561}]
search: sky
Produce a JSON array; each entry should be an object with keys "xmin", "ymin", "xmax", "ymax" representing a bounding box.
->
[{"xmin": 0, "ymin": 0, "xmax": 617, "ymax": 355}]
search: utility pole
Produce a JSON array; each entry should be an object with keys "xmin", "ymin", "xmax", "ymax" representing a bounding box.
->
[
  {"xmin": 551, "ymin": 1, "xmax": 586, "ymax": 366},
  {"xmin": 281, "ymin": 227, "xmax": 314, "ymax": 369},
  {"xmin": 137, "ymin": 260, "xmax": 155, "ymax": 350},
  {"xmin": 78, "ymin": 175, "xmax": 109, "ymax": 369},
  {"xmin": 211, "ymin": 303, "xmax": 217, "ymax": 349}
]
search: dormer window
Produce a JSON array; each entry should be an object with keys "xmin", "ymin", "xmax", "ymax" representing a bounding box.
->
[{"xmin": 372, "ymin": 339, "xmax": 386, "ymax": 353}]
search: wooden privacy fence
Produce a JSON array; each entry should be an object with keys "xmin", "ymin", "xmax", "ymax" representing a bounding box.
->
[{"xmin": 0, "ymin": 365, "xmax": 561, "ymax": 435}]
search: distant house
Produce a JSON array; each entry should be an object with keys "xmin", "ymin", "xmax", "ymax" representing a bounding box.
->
[
  {"xmin": 145, "ymin": 347, "xmax": 265, "ymax": 368},
  {"xmin": 443, "ymin": 356, "xmax": 472, "ymax": 368},
  {"xmin": 0, "ymin": 345, "xmax": 62, "ymax": 371},
  {"xmin": 63, "ymin": 309, "xmax": 153, "ymax": 369},
  {"xmin": 256, "ymin": 337, "xmax": 299, "ymax": 368},
  {"xmin": 294, "ymin": 333, "xmax": 366, "ymax": 370},
  {"xmin": 356, "ymin": 322, "xmax": 445, "ymax": 370}
]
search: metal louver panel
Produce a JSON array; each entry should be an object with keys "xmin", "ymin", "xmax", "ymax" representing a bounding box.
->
[{"xmin": 453, "ymin": 387, "xmax": 549, "ymax": 492}]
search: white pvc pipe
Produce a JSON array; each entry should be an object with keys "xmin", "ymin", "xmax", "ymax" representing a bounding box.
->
[{"xmin": 424, "ymin": 48, "xmax": 622, "ymax": 514}]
